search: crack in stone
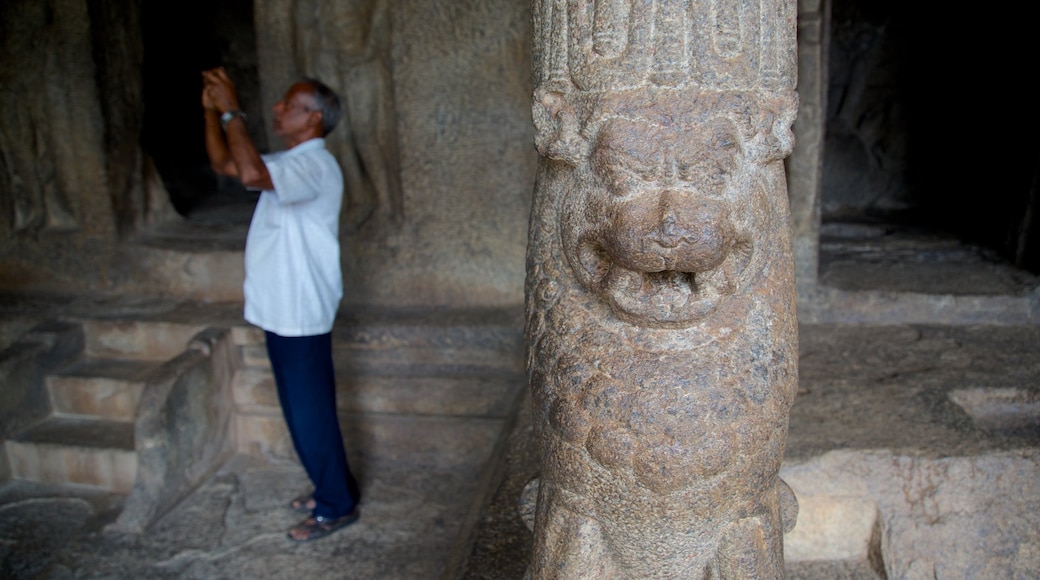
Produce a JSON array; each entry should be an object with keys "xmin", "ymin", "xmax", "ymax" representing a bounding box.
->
[{"xmin": 153, "ymin": 533, "xmax": 285, "ymax": 570}]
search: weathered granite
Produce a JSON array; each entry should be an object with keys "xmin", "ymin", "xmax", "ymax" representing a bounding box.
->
[
  {"xmin": 254, "ymin": 0, "xmax": 403, "ymax": 231},
  {"xmin": 524, "ymin": 0, "xmax": 800, "ymax": 576},
  {"xmin": 254, "ymin": 0, "xmax": 536, "ymax": 309},
  {"xmin": 110, "ymin": 327, "xmax": 237, "ymax": 533},
  {"xmin": 0, "ymin": 0, "xmax": 535, "ymax": 310},
  {"xmin": 787, "ymin": 0, "xmax": 829, "ymax": 296},
  {"xmin": 461, "ymin": 324, "xmax": 1040, "ymax": 579},
  {"xmin": 0, "ymin": 0, "xmax": 182, "ymax": 296},
  {"xmin": 0, "ymin": 322, "xmax": 83, "ymax": 440}
]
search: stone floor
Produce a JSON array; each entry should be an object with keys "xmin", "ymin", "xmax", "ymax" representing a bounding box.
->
[
  {"xmin": 818, "ymin": 220, "xmax": 1040, "ymax": 296},
  {"xmin": 2, "ymin": 449, "xmax": 502, "ymax": 578},
  {"xmin": 0, "ymin": 290, "xmax": 526, "ymax": 579}
]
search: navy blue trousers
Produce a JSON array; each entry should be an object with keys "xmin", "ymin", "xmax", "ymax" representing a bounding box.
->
[{"xmin": 265, "ymin": 331, "xmax": 360, "ymax": 519}]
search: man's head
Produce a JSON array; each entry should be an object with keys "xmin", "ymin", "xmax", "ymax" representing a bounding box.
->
[{"xmin": 272, "ymin": 78, "xmax": 343, "ymax": 146}]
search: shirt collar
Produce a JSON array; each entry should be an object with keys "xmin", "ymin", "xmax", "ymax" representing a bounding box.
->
[{"xmin": 285, "ymin": 138, "xmax": 326, "ymax": 155}]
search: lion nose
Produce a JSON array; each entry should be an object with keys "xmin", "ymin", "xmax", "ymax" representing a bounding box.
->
[
  {"xmin": 601, "ymin": 191, "xmax": 735, "ymax": 274},
  {"xmin": 652, "ymin": 194, "xmax": 696, "ymax": 249},
  {"xmin": 662, "ymin": 212, "xmax": 679, "ymax": 238},
  {"xmin": 650, "ymin": 193, "xmax": 733, "ymax": 271}
]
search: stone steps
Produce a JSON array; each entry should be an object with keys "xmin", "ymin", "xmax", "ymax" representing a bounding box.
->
[
  {"xmin": 232, "ymin": 366, "xmax": 526, "ymax": 417},
  {"xmin": 79, "ymin": 319, "xmax": 206, "ymax": 361},
  {"xmin": 46, "ymin": 358, "xmax": 155, "ymax": 422},
  {"xmin": 4, "ymin": 318, "xmax": 205, "ymax": 492},
  {"xmin": 4, "ymin": 417, "xmax": 137, "ymax": 492},
  {"xmin": 229, "ymin": 308, "xmax": 525, "ymax": 462}
]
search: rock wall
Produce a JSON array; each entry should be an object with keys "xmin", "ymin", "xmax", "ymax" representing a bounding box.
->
[
  {"xmin": 0, "ymin": 0, "xmax": 179, "ymax": 294},
  {"xmin": 255, "ymin": 0, "xmax": 536, "ymax": 309}
]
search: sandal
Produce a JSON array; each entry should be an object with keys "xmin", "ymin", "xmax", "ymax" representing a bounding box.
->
[
  {"xmin": 288, "ymin": 494, "xmax": 315, "ymax": 514},
  {"xmin": 287, "ymin": 509, "xmax": 360, "ymax": 542}
]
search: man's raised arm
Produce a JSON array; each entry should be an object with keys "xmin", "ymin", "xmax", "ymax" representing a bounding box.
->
[{"xmin": 201, "ymin": 67, "xmax": 274, "ymax": 190}]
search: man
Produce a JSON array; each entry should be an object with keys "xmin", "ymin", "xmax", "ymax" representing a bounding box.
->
[{"xmin": 202, "ymin": 68, "xmax": 361, "ymax": 542}]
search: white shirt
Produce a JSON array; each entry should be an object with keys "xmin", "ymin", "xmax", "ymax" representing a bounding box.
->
[{"xmin": 244, "ymin": 138, "xmax": 343, "ymax": 336}]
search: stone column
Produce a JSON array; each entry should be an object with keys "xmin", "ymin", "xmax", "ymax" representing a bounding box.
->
[
  {"xmin": 525, "ymin": 0, "xmax": 800, "ymax": 577},
  {"xmin": 786, "ymin": 0, "xmax": 830, "ymax": 300}
]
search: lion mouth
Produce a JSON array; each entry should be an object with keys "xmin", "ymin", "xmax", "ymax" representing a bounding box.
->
[{"xmin": 578, "ymin": 238, "xmax": 752, "ymax": 327}]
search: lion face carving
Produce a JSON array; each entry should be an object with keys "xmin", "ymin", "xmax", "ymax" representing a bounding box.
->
[{"xmin": 542, "ymin": 90, "xmax": 787, "ymax": 328}]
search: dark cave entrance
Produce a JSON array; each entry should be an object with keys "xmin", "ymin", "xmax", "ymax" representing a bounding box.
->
[
  {"xmin": 819, "ymin": 0, "xmax": 1040, "ymax": 293},
  {"xmin": 139, "ymin": 0, "xmax": 264, "ymax": 218}
]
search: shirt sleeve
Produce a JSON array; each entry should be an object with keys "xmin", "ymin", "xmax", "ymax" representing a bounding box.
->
[{"xmin": 262, "ymin": 150, "xmax": 327, "ymax": 205}]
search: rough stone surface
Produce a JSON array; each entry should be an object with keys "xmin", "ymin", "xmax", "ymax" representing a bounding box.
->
[
  {"xmin": 0, "ymin": 452, "xmax": 495, "ymax": 580},
  {"xmin": 255, "ymin": 0, "xmax": 536, "ymax": 309},
  {"xmin": 0, "ymin": 322, "xmax": 83, "ymax": 439},
  {"xmin": 783, "ymin": 449, "xmax": 1040, "ymax": 579},
  {"xmin": 110, "ymin": 327, "xmax": 237, "ymax": 533},
  {"xmin": 0, "ymin": 0, "xmax": 179, "ymax": 294},
  {"xmin": 786, "ymin": 0, "xmax": 828, "ymax": 294},
  {"xmin": 0, "ymin": 0, "xmax": 535, "ymax": 310},
  {"xmin": 2, "ymin": 306, "xmax": 1039, "ymax": 578},
  {"xmin": 463, "ymin": 324, "xmax": 1040, "ymax": 579},
  {"xmin": 524, "ymin": 1, "xmax": 800, "ymax": 576},
  {"xmin": 0, "ymin": 297, "xmax": 527, "ymax": 579},
  {"xmin": 254, "ymin": 0, "xmax": 403, "ymax": 231}
]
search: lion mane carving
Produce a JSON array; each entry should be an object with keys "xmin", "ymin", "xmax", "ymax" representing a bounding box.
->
[{"xmin": 524, "ymin": 82, "xmax": 800, "ymax": 578}]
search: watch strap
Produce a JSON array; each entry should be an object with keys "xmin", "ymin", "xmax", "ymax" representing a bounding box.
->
[{"xmin": 220, "ymin": 110, "xmax": 247, "ymax": 130}]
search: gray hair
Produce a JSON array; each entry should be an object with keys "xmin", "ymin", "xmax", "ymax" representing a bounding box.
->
[{"xmin": 301, "ymin": 78, "xmax": 343, "ymax": 136}]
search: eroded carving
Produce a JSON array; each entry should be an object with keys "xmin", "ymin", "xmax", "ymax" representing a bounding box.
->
[
  {"xmin": 293, "ymin": 0, "xmax": 403, "ymax": 230},
  {"xmin": 526, "ymin": 0, "xmax": 800, "ymax": 576},
  {"xmin": 0, "ymin": 0, "xmax": 79, "ymax": 234}
]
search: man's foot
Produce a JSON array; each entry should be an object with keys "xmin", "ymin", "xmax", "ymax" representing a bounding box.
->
[
  {"xmin": 287, "ymin": 509, "xmax": 360, "ymax": 542},
  {"xmin": 289, "ymin": 494, "xmax": 316, "ymax": 513}
]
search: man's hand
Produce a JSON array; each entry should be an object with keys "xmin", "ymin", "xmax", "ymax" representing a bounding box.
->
[
  {"xmin": 202, "ymin": 67, "xmax": 241, "ymax": 114},
  {"xmin": 202, "ymin": 82, "xmax": 217, "ymax": 112}
]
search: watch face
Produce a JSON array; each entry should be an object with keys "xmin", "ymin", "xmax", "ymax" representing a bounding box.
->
[{"xmin": 220, "ymin": 110, "xmax": 245, "ymax": 128}]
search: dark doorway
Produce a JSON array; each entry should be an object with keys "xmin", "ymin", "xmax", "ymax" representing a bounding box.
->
[
  {"xmin": 140, "ymin": 0, "xmax": 264, "ymax": 217},
  {"xmin": 819, "ymin": 0, "xmax": 1040, "ymax": 293}
]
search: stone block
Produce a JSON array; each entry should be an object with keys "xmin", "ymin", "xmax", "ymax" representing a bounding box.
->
[
  {"xmin": 233, "ymin": 366, "xmax": 522, "ymax": 418},
  {"xmin": 234, "ymin": 412, "xmax": 294, "ymax": 461},
  {"xmin": 949, "ymin": 387, "xmax": 1040, "ymax": 436},
  {"xmin": 780, "ymin": 450, "xmax": 1040, "ymax": 577},
  {"xmin": 230, "ymin": 325, "xmax": 263, "ymax": 346},
  {"xmin": 239, "ymin": 344, "xmax": 270, "ymax": 369},
  {"xmin": 783, "ymin": 494, "xmax": 878, "ymax": 562},
  {"xmin": 80, "ymin": 320, "xmax": 205, "ymax": 361},
  {"xmin": 110, "ymin": 327, "xmax": 237, "ymax": 533},
  {"xmin": 46, "ymin": 359, "xmax": 155, "ymax": 422},
  {"xmin": 0, "ymin": 321, "xmax": 83, "ymax": 439},
  {"xmin": 234, "ymin": 410, "xmax": 504, "ymax": 473},
  {"xmin": 5, "ymin": 421, "xmax": 137, "ymax": 493},
  {"xmin": 122, "ymin": 248, "xmax": 245, "ymax": 302},
  {"xmin": 62, "ymin": 445, "xmax": 137, "ymax": 492},
  {"xmin": 338, "ymin": 373, "xmax": 525, "ymax": 417},
  {"xmin": 230, "ymin": 367, "xmax": 278, "ymax": 412}
]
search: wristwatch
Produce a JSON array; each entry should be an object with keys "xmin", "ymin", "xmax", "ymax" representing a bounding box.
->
[{"xmin": 220, "ymin": 110, "xmax": 247, "ymax": 130}]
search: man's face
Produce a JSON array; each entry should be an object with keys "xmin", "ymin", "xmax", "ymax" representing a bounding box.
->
[{"xmin": 272, "ymin": 83, "xmax": 320, "ymax": 144}]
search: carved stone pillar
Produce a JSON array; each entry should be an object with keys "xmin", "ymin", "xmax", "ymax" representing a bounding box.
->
[{"xmin": 525, "ymin": 0, "xmax": 800, "ymax": 577}]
